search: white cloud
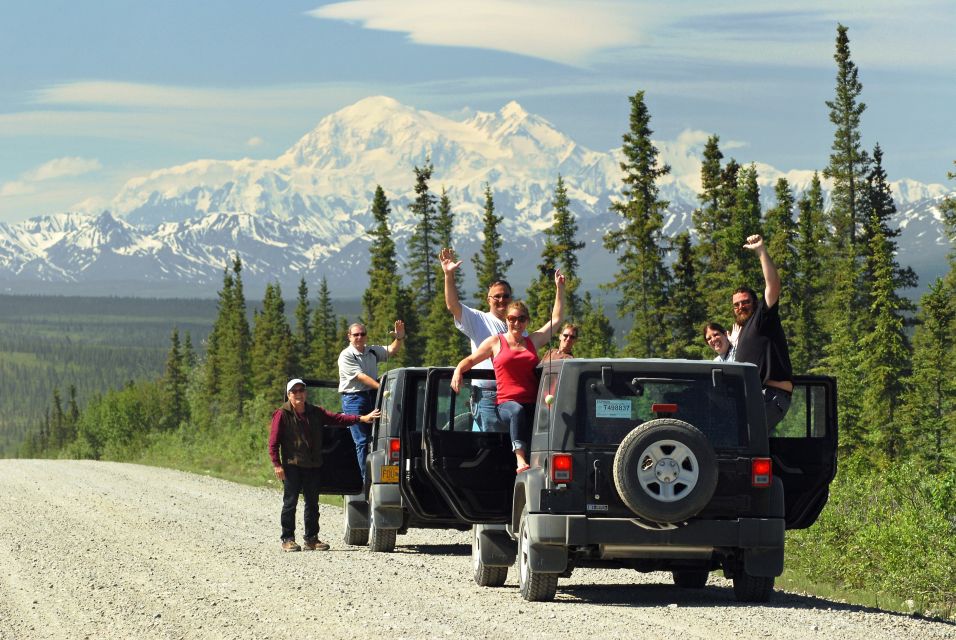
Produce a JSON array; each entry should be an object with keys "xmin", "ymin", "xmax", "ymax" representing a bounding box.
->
[
  {"xmin": 246, "ymin": 136, "xmax": 265, "ymax": 147},
  {"xmin": 0, "ymin": 157, "xmax": 102, "ymax": 198},
  {"xmin": 309, "ymin": 0, "xmax": 644, "ymax": 67}
]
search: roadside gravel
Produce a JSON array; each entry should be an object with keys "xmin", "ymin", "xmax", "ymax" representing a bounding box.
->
[{"xmin": 0, "ymin": 460, "xmax": 952, "ymax": 640}]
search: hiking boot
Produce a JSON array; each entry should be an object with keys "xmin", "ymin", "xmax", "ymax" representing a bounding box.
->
[
  {"xmin": 303, "ymin": 538, "xmax": 330, "ymax": 551},
  {"xmin": 281, "ymin": 539, "xmax": 301, "ymax": 552}
]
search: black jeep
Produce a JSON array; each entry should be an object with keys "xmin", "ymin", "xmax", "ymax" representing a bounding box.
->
[
  {"xmin": 342, "ymin": 367, "xmax": 472, "ymax": 552},
  {"xmin": 413, "ymin": 359, "xmax": 838, "ymax": 602}
]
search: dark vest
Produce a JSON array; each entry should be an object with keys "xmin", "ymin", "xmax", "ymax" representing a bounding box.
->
[{"xmin": 277, "ymin": 401, "xmax": 326, "ymax": 468}]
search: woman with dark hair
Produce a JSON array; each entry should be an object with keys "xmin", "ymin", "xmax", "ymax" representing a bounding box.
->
[
  {"xmin": 703, "ymin": 321, "xmax": 734, "ymax": 362},
  {"xmin": 451, "ymin": 271, "xmax": 565, "ymax": 473}
]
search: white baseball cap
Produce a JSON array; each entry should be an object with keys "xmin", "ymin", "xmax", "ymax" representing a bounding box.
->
[{"xmin": 286, "ymin": 379, "xmax": 306, "ymax": 393}]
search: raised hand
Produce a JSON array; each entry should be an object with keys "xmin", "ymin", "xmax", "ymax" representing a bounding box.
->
[
  {"xmin": 553, "ymin": 268, "xmax": 566, "ymax": 288},
  {"xmin": 393, "ymin": 319, "xmax": 406, "ymax": 339},
  {"xmin": 438, "ymin": 247, "xmax": 463, "ymax": 273},
  {"xmin": 742, "ymin": 234, "xmax": 764, "ymax": 251}
]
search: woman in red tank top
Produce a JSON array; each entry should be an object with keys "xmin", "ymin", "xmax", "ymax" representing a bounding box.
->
[{"xmin": 451, "ymin": 270, "xmax": 566, "ymax": 473}]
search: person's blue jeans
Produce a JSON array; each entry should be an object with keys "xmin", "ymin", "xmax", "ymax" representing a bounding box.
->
[
  {"xmin": 470, "ymin": 386, "xmax": 504, "ymax": 432},
  {"xmin": 496, "ymin": 401, "xmax": 534, "ymax": 452},
  {"xmin": 281, "ymin": 464, "xmax": 321, "ymax": 541},
  {"xmin": 342, "ymin": 391, "xmax": 374, "ymax": 482}
]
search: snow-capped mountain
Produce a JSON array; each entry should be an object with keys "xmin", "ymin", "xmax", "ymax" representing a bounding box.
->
[{"xmin": 0, "ymin": 96, "xmax": 951, "ymax": 298}]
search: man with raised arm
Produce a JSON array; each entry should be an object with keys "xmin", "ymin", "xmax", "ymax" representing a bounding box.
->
[
  {"xmin": 438, "ymin": 247, "xmax": 564, "ymax": 431},
  {"xmin": 729, "ymin": 234, "xmax": 794, "ymax": 429}
]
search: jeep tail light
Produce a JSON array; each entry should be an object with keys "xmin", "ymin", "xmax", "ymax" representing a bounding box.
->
[
  {"xmin": 551, "ymin": 453, "xmax": 573, "ymax": 483},
  {"xmin": 388, "ymin": 438, "xmax": 401, "ymax": 464},
  {"xmin": 651, "ymin": 403, "xmax": 677, "ymax": 415},
  {"xmin": 751, "ymin": 457, "xmax": 772, "ymax": 488}
]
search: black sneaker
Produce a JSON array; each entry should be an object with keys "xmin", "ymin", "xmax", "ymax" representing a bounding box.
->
[{"xmin": 303, "ymin": 538, "xmax": 330, "ymax": 551}]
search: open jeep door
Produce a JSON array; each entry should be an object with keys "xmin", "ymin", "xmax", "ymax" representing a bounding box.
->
[
  {"xmin": 769, "ymin": 375, "xmax": 839, "ymax": 529},
  {"xmin": 301, "ymin": 378, "xmax": 364, "ymax": 496},
  {"xmin": 396, "ymin": 370, "xmax": 467, "ymax": 524},
  {"xmin": 420, "ymin": 367, "xmax": 514, "ymax": 524}
]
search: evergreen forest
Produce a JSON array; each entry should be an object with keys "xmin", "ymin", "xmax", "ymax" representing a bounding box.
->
[{"xmin": 8, "ymin": 26, "xmax": 955, "ymax": 618}]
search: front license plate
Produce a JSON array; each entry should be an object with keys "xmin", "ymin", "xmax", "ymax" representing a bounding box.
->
[{"xmin": 380, "ymin": 465, "xmax": 399, "ymax": 483}]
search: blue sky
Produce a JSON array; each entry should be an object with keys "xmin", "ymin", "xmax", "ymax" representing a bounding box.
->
[{"xmin": 1, "ymin": 0, "xmax": 953, "ymax": 223}]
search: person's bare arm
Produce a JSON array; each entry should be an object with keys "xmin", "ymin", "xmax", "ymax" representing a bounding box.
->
[
  {"xmin": 439, "ymin": 247, "xmax": 464, "ymax": 322},
  {"xmin": 531, "ymin": 269, "xmax": 566, "ymax": 345},
  {"xmin": 354, "ymin": 372, "xmax": 380, "ymax": 390},
  {"xmin": 450, "ymin": 336, "xmax": 496, "ymax": 392},
  {"xmin": 743, "ymin": 234, "xmax": 781, "ymax": 307},
  {"xmin": 385, "ymin": 320, "xmax": 406, "ymax": 356}
]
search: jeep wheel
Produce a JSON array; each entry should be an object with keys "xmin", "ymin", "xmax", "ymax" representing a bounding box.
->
[
  {"xmin": 472, "ymin": 526, "xmax": 508, "ymax": 587},
  {"xmin": 733, "ymin": 570, "xmax": 774, "ymax": 602},
  {"xmin": 672, "ymin": 570, "xmax": 709, "ymax": 589},
  {"xmin": 613, "ymin": 419, "xmax": 717, "ymax": 524},
  {"xmin": 518, "ymin": 510, "xmax": 558, "ymax": 602},
  {"xmin": 368, "ymin": 491, "xmax": 396, "ymax": 553},
  {"xmin": 342, "ymin": 511, "xmax": 369, "ymax": 546}
]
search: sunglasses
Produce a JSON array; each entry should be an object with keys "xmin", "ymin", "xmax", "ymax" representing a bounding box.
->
[
  {"xmin": 290, "ymin": 387, "xmax": 306, "ymax": 394},
  {"xmin": 489, "ymin": 294, "xmax": 512, "ymax": 301},
  {"xmin": 350, "ymin": 332, "xmax": 367, "ymax": 337},
  {"xmin": 506, "ymin": 315, "xmax": 528, "ymax": 323},
  {"xmin": 561, "ymin": 334, "xmax": 577, "ymax": 339}
]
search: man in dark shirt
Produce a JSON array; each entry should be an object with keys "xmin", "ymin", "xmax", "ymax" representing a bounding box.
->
[
  {"xmin": 729, "ymin": 234, "xmax": 794, "ymax": 429},
  {"xmin": 268, "ymin": 378, "xmax": 380, "ymax": 552}
]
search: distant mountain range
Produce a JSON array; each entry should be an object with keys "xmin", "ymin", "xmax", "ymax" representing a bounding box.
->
[{"xmin": 0, "ymin": 96, "xmax": 951, "ymax": 299}]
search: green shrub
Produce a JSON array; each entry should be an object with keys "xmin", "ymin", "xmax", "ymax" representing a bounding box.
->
[{"xmin": 788, "ymin": 452, "xmax": 956, "ymax": 617}]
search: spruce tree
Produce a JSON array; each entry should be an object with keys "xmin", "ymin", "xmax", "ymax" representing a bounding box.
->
[
  {"xmin": 293, "ymin": 278, "xmax": 311, "ymax": 372},
  {"xmin": 603, "ymin": 90, "xmax": 671, "ymax": 357},
  {"xmin": 575, "ymin": 292, "xmax": 615, "ymax": 358},
  {"xmin": 309, "ymin": 276, "xmax": 340, "ymax": 380},
  {"xmin": 161, "ymin": 327, "xmax": 188, "ymax": 430},
  {"xmin": 363, "ymin": 185, "xmax": 407, "ymax": 364},
  {"xmin": 526, "ymin": 175, "xmax": 585, "ymax": 329},
  {"xmin": 790, "ymin": 174, "xmax": 828, "ymax": 372},
  {"xmin": 251, "ymin": 282, "xmax": 295, "ymax": 397},
  {"xmin": 763, "ymin": 178, "xmax": 799, "ymax": 346},
  {"xmin": 205, "ymin": 256, "xmax": 252, "ymax": 416},
  {"xmin": 406, "ymin": 162, "xmax": 439, "ymax": 300},
  {"xmin": 472, "ymin": 184, "xmax": 513, "ymax": 304},
  {"xmin": 857, "ymin": 209, "xmax": 911, "ymax": 460},
  {"xmin": 729, "ymin": 164, "xmax": 763, "ymax": 288},
  {"xmin": 823, "ymin": 23, "xmax": 870, "ymax": 248},
  {"xmin": 899, "ymin": 279, "xmax": 955, "ymax": 471},
  {"xmin": 693, "ymin": 134, "xmax": 724, "ymax": 268},
  {"xmin": 423, "ymin": 188, "xmax": 467, "ymax": 365},
  {"xmin": 663, "ymin": 232, "xmax": 704, "ymax": 359}
]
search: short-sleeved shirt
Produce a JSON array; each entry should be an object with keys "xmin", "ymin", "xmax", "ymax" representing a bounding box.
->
[
  {"xmin": 733, "ymin": 298, "xmax": 792, "ymax": 385},
  {"xmin": 338, "ymin": 344, "xmax": 388, "ymax": 393}
]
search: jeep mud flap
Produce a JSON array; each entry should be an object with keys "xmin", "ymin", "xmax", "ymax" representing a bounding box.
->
[
  {"xmin": 370, "ymin": 484, "xmax": 405, "ymax": 530},
  {"xmin": 475, "ymin": 523, "xmax": 517, "ymax": 567},
  {"xmin": 345, "ymin": 493, "xmax": 369, "ymax": 529}
]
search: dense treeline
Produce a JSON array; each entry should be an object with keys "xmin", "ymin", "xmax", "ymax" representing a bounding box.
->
[{"xmin": 15, "ymin": 25, "xmax": 956, "ymax": 616}]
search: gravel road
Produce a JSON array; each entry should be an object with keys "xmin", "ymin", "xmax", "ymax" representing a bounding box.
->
[{"xmin": 0, "ymin": 460, "xmax": 952, "ymax": 640}]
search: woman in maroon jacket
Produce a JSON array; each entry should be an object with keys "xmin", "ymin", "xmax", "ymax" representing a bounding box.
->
[{"xmin": 268, "ymin": 378, "xmax": 380, "ymax": 552}]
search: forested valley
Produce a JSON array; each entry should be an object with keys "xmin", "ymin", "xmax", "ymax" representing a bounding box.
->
[{"xmin": 5, "ymin": 25, "xmax": 954, "ymax": 619}]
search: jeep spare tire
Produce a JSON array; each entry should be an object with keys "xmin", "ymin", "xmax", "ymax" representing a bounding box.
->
[{"xmin": 612, "ymin": 418, "xmax": 717, "ymax": 524}]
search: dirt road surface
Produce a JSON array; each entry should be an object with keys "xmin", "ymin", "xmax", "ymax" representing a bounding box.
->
[{"xmin": 0, "ymin": 460, "xmax": 952, "ymax": 640}]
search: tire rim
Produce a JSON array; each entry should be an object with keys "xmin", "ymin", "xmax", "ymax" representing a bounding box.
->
[{"xmin": 635, "ymin": 438, "xmax": 700, "ymax": 502}]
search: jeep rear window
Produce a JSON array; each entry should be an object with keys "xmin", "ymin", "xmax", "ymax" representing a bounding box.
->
[{"xmin": 578, "ymin": 372, "xmax": 747, "ymax": 447}]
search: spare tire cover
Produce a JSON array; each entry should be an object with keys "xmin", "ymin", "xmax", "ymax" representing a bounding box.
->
[{"xmin": 612, "ymin": 418, "xmax": 718, "ymax": 524}]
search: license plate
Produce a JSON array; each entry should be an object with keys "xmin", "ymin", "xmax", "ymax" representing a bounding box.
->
[{"xmin": 380, "ymin": 465, "xmax": 399, "ymax": 483}]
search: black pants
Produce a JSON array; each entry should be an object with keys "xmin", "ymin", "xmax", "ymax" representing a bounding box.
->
[{"xmin": 281, "ymin": 464, "xmax": 321, "ymax": 541}]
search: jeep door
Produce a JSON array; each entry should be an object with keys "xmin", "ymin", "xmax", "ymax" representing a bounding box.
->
[
  {"xmin": 396, "ymin": 370, "xmax": 465, "ymax": 523},
  {"xmin": 301, "ymin": 379, "xmax": 364, "ymax": 495},
  {"xmin": 768, "ymin": 375, "xmax": 839, "ymax": 529},
  {"xmin": 420, "ymin": 368, "xmax": 514, "ymax": 524}
]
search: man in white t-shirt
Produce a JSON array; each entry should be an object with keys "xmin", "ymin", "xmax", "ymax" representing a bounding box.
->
[{"xmin": 438, "ymin": 247, "xmax": 563, "ymax": 432}]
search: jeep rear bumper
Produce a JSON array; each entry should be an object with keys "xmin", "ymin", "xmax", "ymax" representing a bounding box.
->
[{"xmin": 526, "ymin": 514, "xmax": 785, "ymax": 576}]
